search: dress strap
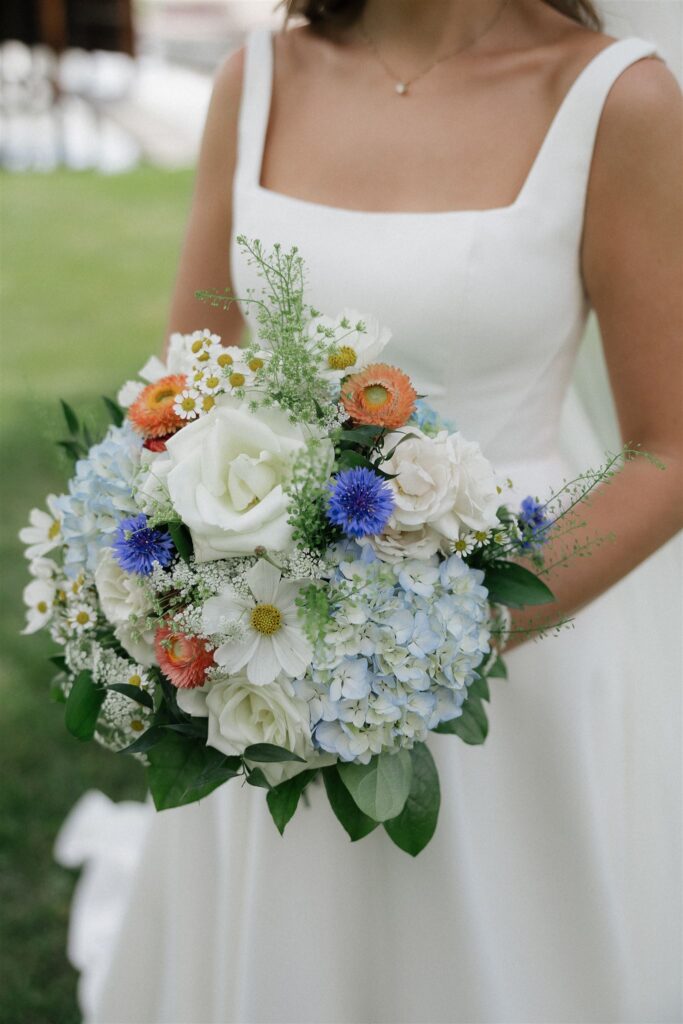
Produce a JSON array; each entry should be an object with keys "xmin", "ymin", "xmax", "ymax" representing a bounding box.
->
[
  {"xmin": 517, "ymin": 37, "xmax": 659, "ymax": 209},
  {"xmin": 234, "ymin": 28, "xmax": 274, "ymax": 190}
]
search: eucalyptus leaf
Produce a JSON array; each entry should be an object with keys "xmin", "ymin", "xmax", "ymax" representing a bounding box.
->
[
  {"xmin": 64, "ymin": 670, "xmax": 105, "ymax": 741},
  {"xmin": 338, "ymin": 749, "xmax": 412, "ymax": 822},
  {"xmin": 384, "ymin": 743, "xmax": 440, "ymax": 856},
  {"xmin": 244, "ymin": 743, "xmax": 306, "ymax": 763},
  {"xmin": 323, "ymin": 766, "xmax": 378, "ymax": 841},
  {"xmin": 266, "ymin": 770, "xmax": 318, "ymax": 835},
  {"xmin": 435, "ymin": 697, "xmax": 488, "ymax": 745},
  {"xmin": 485, "ymin": 562, "xmax": 554, "ymax": 608}
]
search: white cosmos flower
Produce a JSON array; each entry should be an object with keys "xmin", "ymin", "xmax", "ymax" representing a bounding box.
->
[
  {"xmin": 308, "ymin": 308, "xmax": 391, "ymax": 382},
  {"xmin": 19, "ymin": 495, "xmax": 64, "ymax": 559},
  {"xmin": 117, "ymin": 380, "xmax": 145, "ymax": 408},
  {"xmin": 202, "ymin": 559, "xmax": 313, "ymax": 686},
  {"xmin": 22, "ymin": 577, "xmax": 57, "ymax": 634}
]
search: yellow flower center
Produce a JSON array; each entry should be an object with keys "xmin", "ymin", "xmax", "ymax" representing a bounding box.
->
[
  {"xmin": 193, "ymin": 370, "xmax": 205, "ymax": 383},
  {"xmin": 128, "ymin": 674, "xmax": 142, "ymax": 687},
  {"xmin": 202, "ymin": 395, "xmax": 216, "ymax": 413},
  {"xmin": 205, "ymin": 375, "xmax": 220, "ymax": 390},
  {"xmin": 363, "ymin": 384, "xmax": 390, "ymax": 409},
  {"xmin": 217, "ymin": 352, "xmax": 233, "ymax": 367},
  {"xmin": 180, "ymin": 396, "xmax": 197, "ymax": 412},
  {"xmin": 130, "ymin": 719, "xmax": 144, "ymax": 732},
  {"xmin": 48, "ymin": 519, "xmax": 61, "ymax": 540},
  {"xmin": 191, "ymin": 339, "xmax": 205, "ymax": 353},
  {"xmin": 328, "ymin": 346, "xmax": 357, "ymax": 371},
  {"xmin": 250, "ymin": 604, "xmax": 282, "ymax": 635},
  {"xmin": 196, "ymin": 351, "xmax": 211, "ymax": 363},
  {"xmin": 474, "ymin": 531, "xmax": 488, "ymax": 543},
  {"xmin": 76, "ymin": 610, "xmax": 91, "ymax": 626},
  {"xmin": 151, "ymin": 387, "xmax": 176, "ymax": 405},
  {"xmin": 454, "ymin": 539, "xmax": 468, "ymax": 552},
  {"xmin": 229, "ymin": 372, "xmax": 245, "ymax": 388},
  {"xmin": 37, "ymin": 600, "xmax": 49, "ymax": 613},
  {"xmin": 248, "ymin": 357, "xmax": 264, "ymax": 372}
]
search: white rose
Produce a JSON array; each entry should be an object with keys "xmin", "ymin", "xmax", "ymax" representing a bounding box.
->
[
  {"xmin": 134, "ymin": 450, "xmax": 173, "ymax": 518},
  {"xmin": 163, "ymin": 395, "xmax": 319, "ymax": 561},
  {"xmin": 360, "ymin": 523, "xmax": 442, "ymax": 564},
  {"xmin": 381, "ymin": 428, "xmax": 499, "ymax": 541},
  {"xmin": 94, "ymin": 548, "xmax": 156, "ymax": 665},
  {"xmin": 309, "ymin": 308, "xmax": 391, "ymax": 381},
  {"xmin": 179, "ymin": 676, "xmax": 329, "ymax": 786}
]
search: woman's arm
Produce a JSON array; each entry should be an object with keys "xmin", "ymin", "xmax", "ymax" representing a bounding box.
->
[
  {"xmin": 507, "ymin": 57, "xmax": 683, "ymax": 648},
  {"xmin": 165, "ymin": 48, "xmax": 248, "ymax": 348}
]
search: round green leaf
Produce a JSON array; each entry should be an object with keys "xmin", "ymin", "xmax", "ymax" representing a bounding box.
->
[
  {"xmin": 384, "ymin": 743, "xmax": 440, "ymax": 856},
  {"xmin": 338, "ymin": 750, "xmax": 412, "ymax": 822}
]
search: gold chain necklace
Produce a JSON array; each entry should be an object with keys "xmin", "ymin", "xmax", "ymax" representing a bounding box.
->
[{"xmin": 359, "ymin": 0, "xmax": 512, "ymax": 96}]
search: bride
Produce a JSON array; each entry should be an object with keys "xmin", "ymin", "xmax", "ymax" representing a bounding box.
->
[{"xmin": 56, "ymin": 1, "xmax": 682, "ymax": 1021}]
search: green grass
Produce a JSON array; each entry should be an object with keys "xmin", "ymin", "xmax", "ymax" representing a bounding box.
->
[{"xmin": 0, "ymin": 168, "xmax": 194, "ymax": 1024}]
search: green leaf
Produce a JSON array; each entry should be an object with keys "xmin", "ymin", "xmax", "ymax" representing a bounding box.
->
[
  {"xmin": 184, "ymin": 751, "xmax": 242, "ymax": 796},
  {"xmin": 384, "ymin": 743, "xmax": 440, "ymax": 856},
  {"xmin": 467, "ymin": 675, "xmax": 490, "ymax": 703},
  {"xmin": 336, "ymin": 451, "xmax": 376, "ymax": 472},
  {"xmin": 322, "ymin": 765, "xmax": 378, "ymax": 841},
  {"xmin": 64, "ymin": 670, "xmax": 105, "ymax": 741},
  {"xmin": 338, "ymin": 750, "xmax": 412, "ymax": 822},
  {"xmin": 244, "ymin": 767, "xmax": 271, "ymax": 789},
  {"xmin": 118, "ymin": 724, "xmax": 166, "ymax": 755},
  {"xmin": 485, "ymin": 562, "xmax": 555, "ymax": 608},
  {"xmin": 107, "ymin": 683, "xmax": 154, "ymax": 709},
  {"xmin": 266, "ymin": 770, "xmax": 318, "ymax": 835},
  {"xmin": 244, "ymin": 743, "xmax": 306, "ymax": 763},
  {"xmin": 60, "ymin": 399, "xmax": 79, "ymax": 436},
  {"xmin": 102, "ymin": 395, "xmax": 124, "ymax": 427},
  {"xmin": 148, "ymin": 733, "xmax": 232, "ymax": 810},
  {"xmin": 487, "ymin": 656, "xmax": 508, "ymax": 679},
  {"xmin": 435, "ymin": 698, "xmax": 489, "ymax": 745},
  {"xmin": 165, "ymin": 521, "xmax": 193, "ymax": 563},
  {"xmin": 56, "ymin": 439, "xmax": 85, "ymax": 463},
  {"xmin": 49, "ymin": 654, "xmax": 67, "ymax": 671}
]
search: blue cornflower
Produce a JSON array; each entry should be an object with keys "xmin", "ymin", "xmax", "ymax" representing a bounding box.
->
[
  {"xmin": 327, "ymin": 467, "xmax": 394, "ymax": 539},
  {"xmin": 112, "ymin": 514, "xmax": 175, "ymax": 575},
  {"xmin": 518, "ymin": 496, "xmax": 552, "ymax": 549}
]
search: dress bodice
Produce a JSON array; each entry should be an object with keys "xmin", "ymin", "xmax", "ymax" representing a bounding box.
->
[{"xmin": 231, "ymin": 29, "xmax": 656, "ymax": 487}]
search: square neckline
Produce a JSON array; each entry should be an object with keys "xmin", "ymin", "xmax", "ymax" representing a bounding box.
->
[{"xmin": 250, "ymin": 30, "xmax": 629, "ymax": 219}]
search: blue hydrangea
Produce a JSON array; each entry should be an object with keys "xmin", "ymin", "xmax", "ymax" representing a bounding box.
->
[
  {"xmin": 408, "ymin": 399, "xmax": 456, "ymax": 437},
  {"xmin": 326, "ymin": 467, "xmax": 394, "ymax": 538},
  {"xmin": 518, "ymin": 495, "xmax": 552, "ymax": 551},
  {"xmin": 56, "ymin": 423, "xmax": 143, "ymax": 577},
  {"xmin": 294, "ymin": 546, "xmax": 491, "ymax": 763},
  {"xmin": 112, "ymin": 513, "xmax": 175, "ymax": 575}
]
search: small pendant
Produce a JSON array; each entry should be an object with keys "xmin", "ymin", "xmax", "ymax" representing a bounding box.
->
[{"xmin": 395, "ymin": 81, "xmax": 408, "ymax": 96}]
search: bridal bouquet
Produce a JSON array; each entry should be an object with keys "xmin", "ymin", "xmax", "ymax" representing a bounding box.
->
[{"xmin": 21, "ymin": 238, "xmax": 608, "ymax": 855}]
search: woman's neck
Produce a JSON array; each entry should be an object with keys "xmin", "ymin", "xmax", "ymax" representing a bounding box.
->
[{"xmin": 360, "ymin": 0, "xmax": 513, "ymax": 61}]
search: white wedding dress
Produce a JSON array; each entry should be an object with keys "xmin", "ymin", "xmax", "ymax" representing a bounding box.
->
[{"xmin": 55, "ymin": 29, "xmax": 682, "ymax": 1024}]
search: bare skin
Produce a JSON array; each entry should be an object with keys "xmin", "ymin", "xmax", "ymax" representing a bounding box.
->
[{"xmin": 167, "ymin": 0, "xmax": 683, "ymax": 647}]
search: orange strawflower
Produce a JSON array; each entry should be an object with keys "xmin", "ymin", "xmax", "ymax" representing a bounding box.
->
[
  {"xmin": 155, "ymin": 626, "xmax": 215, "ymax": 689},
  {"xmin": 341, "ymin": 364, "xmax": 416, "ymax": 429},
  {"xmin": 128, "ymin": 374, "xmax": 186, "ymax": 439}
]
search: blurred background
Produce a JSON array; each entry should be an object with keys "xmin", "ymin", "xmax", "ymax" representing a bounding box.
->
[{"xmin": 1, "ymin": 2, "xmax": 681, "ymax": 1021}]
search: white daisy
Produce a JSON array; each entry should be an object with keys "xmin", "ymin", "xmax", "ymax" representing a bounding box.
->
[
  {"xmin": 308, "ymin": 308, "xmax": 392, "ymax": 382},
  {"xmin": 452, "ymin": 534, "xmax": 476, "ymax": 557},
  {"xmin": 201, "ymin": 559, "xmax": 313, "ymax": 687},
  {"xmin": 22, "ymin": 577, "xmax": 57, "ymax": 634},
  {"xmin": 19, "ymin": 494, "xmax": 63, "ymax": 559}
]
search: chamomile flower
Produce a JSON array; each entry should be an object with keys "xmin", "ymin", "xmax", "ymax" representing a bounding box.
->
[
  {"xmin": 66, "ymin": 603, "xmax": 98, "ymax": 634},
  {"xmin": 195, "ymin": 370, "xmax": 224, "ymax": 396},
  {"xmin": 452, "ymin": 535, "xmax": 476, "ymax": 557},
  {"xmin": 472, "ymin": 529, "xmax": 492, "ymax": 547},
  {"xmin": 173, "ymin": 388, "xmax": 201, "ymax": 420},
  {"xmin": 189, "ymin": 329, "xmax": 222, "ymax": 364}
]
